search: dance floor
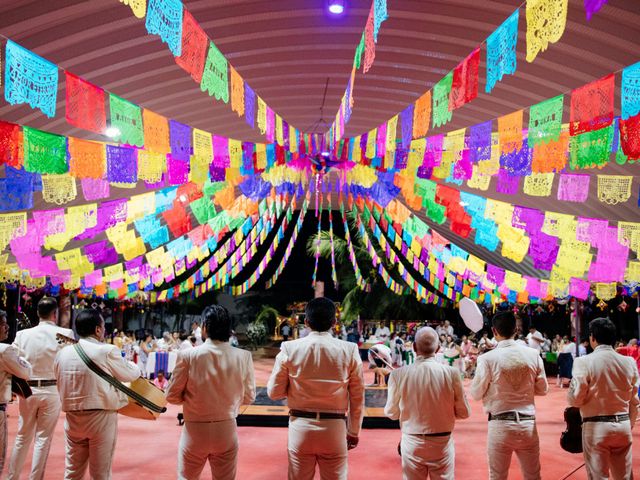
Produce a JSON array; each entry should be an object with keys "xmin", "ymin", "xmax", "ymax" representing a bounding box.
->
[{"xmin": 6, "ymin": 356, "xmax": 639, "ymax": 479}]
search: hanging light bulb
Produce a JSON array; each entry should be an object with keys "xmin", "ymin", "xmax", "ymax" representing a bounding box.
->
[
  {"xmin": 327, "ymin": 0, "xmax": 345, "ymax": 15},
  {"xmin": 105, "ymin": 126, "xmax": 121, "ymax": 138}
]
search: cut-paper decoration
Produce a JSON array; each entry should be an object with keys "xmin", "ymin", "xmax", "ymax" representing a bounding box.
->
[
  {"xmin": 81, "ymin": 178, "xmax": 110, "ymax": 201},
  {"xmin": 119, "ymin": 0, "xmax": 146, "ymax": 19},
  {"xmin": 201, "ymin": 42, "xmax": 229, "ymax": 103},
  {"xmin": 167, "ymin": 157, "xmax": 189, "ymax": 185},
  {"xmin": 65, "ymin": 72, "xmax": 107, "ymax": 134},
  {"xmin": 41, "ymin": 174, "xmax": 77, "ymax": 205},
  {"xmin": 449, "ymin": 48, "xmax": 479, "ymax": 110},
  {"xmin": 145, "ymin": 0, "xmax": 183, "ymax": 56},
  {"xmin": 619, "ymin": 114, "xmax": 640, "ymax": 160},
  {"xmin": 245, "ymin": 84, "xmax": 256, "ymax": 128},
  {"xmin": 432, "ymin": 71, "xmax": 453, "ymax": 128},
  {"xmin": 496, "ymin": 169, "xmax": 519, "ymax": 195},
  {"xmin": 106, "ymin": 145, "xmax": 138, "ymax": 184},
  {"xmin": 109, "ymin": 94, "xmax": 144, "ymax": 147},
  {"xmin": 597, "ymin": 175, "xmax": 633, "ymax": 205},
  {"xmin": 137, "ymin": 150, "xmax": 166, "ymax": 183},
  {"xmin": 523, "ymin": 173, "xmax": 554, "ymax": 197},
  {"xmin": 24, "ymin": 127, "xmax": 67, "ymax": 174},
  {"xmin": 68, "ymin": 138, "xmax": 106, "ymax": 179},
  {"xmin": 569, "ymin": 126, "xmax": 612, "ymax": 169},
  {"xmin": 500, "ymin": 142, "xmax": 532, "ymax": 176},
  {"xmin": 525, "ymin": 0, "xmax": 568, "ymax": 63},
  {"xmin": 557, "ymin": 173, "xmax": 590, "ymax": 202},
  {"xmin": 584, "ymin": 0, "xmax": 608, "ymax": 21},
  {"xmin": 230, "ymin": 66, "xmax": 245, "ymax": 117},
  {"xmin": 192, "ymin": 128, "xmax": 212, "ymax": 159},
  {"xmin": 257, "ymin": 97, "xmax": 267, "ymax": 135},
  {"xmin": 570, "ymin": 74, "xmax": 614, "ymax": 135},
  {"xmin": 0, "ymin": 168, "xmax": 34, "ymax": 211},
  {"xmin": 175, "ymin": 10, "xmax": 207, "ymax": 83},
  {"xmin": 532, "ymin": 132, "xmax": 568, "ymax": 172},
  {"xmin": 621, "ymin": 62, "xmax": 640, "ymax": 121},
  {"xmin": 498, "ymin": 109, "xmax": 523, "ymax": 154},
  {"xmin": 169, "ymin": 120, "xmax": 191, "ymax": 161},
  {"xmin": 363, "ymin": 4, "xmax": 376, "ymax": 74},
  {"xmin": 413, "ymin": 91, "xmax": 431, "ymax": 139},
  {"xmin": 486, "ymin": 10, "xmax": 519, "ymax": 93},
  {"xmin": 0, "ymin": 122, "xmax": 23, "ymax": 169},
  {"xmin": 528, "ymin": 95, "xmax": 563, "ymax": 146},
  {"xmin": 143, "ymin": 109, "xmax": 170, "ymax": 154},
  {"xmin": 5, "ymin": 40, "xmax": 58, "ymax": 118},
  {"xmin": 373, "ymin": 0, "xmax": 388, "ymax": 42},
  {"xmin": 467, "ymin": 121, "xmax": 492, "ymax": 163}
]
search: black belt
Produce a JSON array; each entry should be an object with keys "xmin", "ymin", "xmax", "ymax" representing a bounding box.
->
[
  {"xmin": 410, "ymin": 432, "xmax": 451, "ymax": 437},
  {"xmin": 489, "ymin": 412, "xmax": 535, "ymax": 421},
  {"xmin": 0, "ymin": 404, "xmax": 6, "ymax": 412},
  {"xmin": 27, "ymin": 380, "xmax": 57, "ymax": 387},
  {"xmin": 583, "ymin": 414, "xmax": 630, "ymax": 423},
  {"xmin": 289, "ymin": 410, "xmax": 346, "ymax": 420}
]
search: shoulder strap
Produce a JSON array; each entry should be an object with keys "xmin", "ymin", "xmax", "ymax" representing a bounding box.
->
[{"xmin": 73, "ymin": 343, "xmax": 165, "ymax": 414}]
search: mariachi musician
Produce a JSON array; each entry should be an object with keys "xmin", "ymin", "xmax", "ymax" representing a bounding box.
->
[{"xmin": 54, "ymin": 309, "xmax": 140, "ymax": 480}]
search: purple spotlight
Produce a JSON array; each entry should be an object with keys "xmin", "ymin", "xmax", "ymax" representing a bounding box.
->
[{"xmin": 328, "ymin": 0, "xmax": 345, "ymax": 15}]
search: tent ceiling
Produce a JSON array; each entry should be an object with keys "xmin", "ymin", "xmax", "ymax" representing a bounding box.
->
[{"xmin": 0, "ymin": 0, "xmax": 638, "ymax": 279}]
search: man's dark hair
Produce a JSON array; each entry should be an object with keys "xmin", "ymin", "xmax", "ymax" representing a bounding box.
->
[
  {"xmin": 0, "ymin": 309, "xmax": 6, "ymax": 319},
  {"xmin": 37, "ymin": 297, "xmax": 58, "ymax": 319},
  {"xmin": 589, "ymin": 317, "xmax": 616, "ymax": 346},
  {"xmin": 202, "ymin": 305, "xmax": 231, "ymax": 342},
  {"xmin": 492, "ymin": 311, "xmax": 516, "ymax": 338},
  {"xmin": 75, "ymin": 309, "xmax": 103, "ymax": 337},
  {"xmin": 305, "ymin": 297, "xmax": 335, "ymax": 332}
]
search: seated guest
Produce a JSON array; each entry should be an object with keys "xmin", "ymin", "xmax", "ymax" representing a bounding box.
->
[
  {"xmin": 477, "ymin": 332, "xmax": 497, "ymax": 353},
  {"xmin": 367, "ymin": 343, "xmax": 393, "ymax": 386},
  {"xmin": 167, "ymin": 305, "xmax": 255, "ymax": 480},
  {"xmin": 54, "ymin": 309, "xmax": 140, "ymax": 480},
  {"xmin": 385, "ymin": 327, "xmax": 470, "ymax": 479},
  {"xmin": 153, "ymin": 370, "xmax": 169, "ymax": 391}
]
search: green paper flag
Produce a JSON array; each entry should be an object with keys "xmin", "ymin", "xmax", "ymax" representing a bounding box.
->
[
  {"xmin": 569, "ymin": 126, "xmax": 613, "ymax": 170},
  {"xmin": 354, "ymin": 33, "xmax": 365, "ymax": 69},
  {"xmin": 24, "ymin": 127, "xmax": 68, "ymax": 174},
  {"xmin": 201, "ymin": 42, "xmax": 229, "ymax": 103},
  {"xmin": 528, "ymin": 94, "xmax": 564, "ymax": 146},
  {"xmin": 109, "ymin": 94, "xmax": 144, "ymax": 147},
  {"xmin": 432, "ymin": 71, "xmax": 453, "ymax": 128},
  {"xmin": 191, "ymin": 196, "xmax": 217, "ymax": 225}
]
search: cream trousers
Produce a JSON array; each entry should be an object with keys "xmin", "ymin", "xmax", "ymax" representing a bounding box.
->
[
  {"xmin": 64, "ymin": 410, "xmax": 118, "ymax": 480},
  {"xmin": 178, "ymin": 418, "xmax": 238, "ymax": 480},
  {"xmin": 582, "ymin": 420, "xmax": 633, "ymax": 480},
  {"xmin": 401, "ymin": 433, "xmax": 455, "ymax": 480},
  {"xmin": 487, "ymin": 419, "xmax": 541, "ymax": 480},
  {"xmin": 287, "ymin": 416, "xmax": 348, "ymax": 480},
  {"xmin": 8, "ymin": 387, "xmax": 61, "ymax": 480}
]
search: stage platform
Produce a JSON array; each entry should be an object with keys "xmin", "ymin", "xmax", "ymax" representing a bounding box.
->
[{"xmin": 237, "ymin": 386, "xmax": 399, "ymax": 428}]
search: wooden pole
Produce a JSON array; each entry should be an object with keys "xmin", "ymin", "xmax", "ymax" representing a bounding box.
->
[{"xmin": 574, "ymin": 298, "xmax": 582, "ymax": 357}]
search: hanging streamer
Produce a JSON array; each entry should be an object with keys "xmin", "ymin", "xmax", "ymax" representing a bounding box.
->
[
  {"xmin": 175, "ymin": 10, "xmax": 208, "ymax": 82},
  {"xmin": 68, "ymin": 138, "xmax": 106, "ymax": 179},
  {"xmin": 24, "ymin": 127, "xmax": 67, "ymax": 174},
  {"xmin": 570, "ymin": 74, "xmax": 614, "ymax": 135},
  {"xmin": 526, "ymin": 0, "xmax": 568, "ymax": 63},
  {"xmin": 413, "ymin": 91, "xmax": 431, "ymax": 139},
  {"xmin": 432, "ymin": 71, "xmax": 453, "ymax": 128},
  {"xmin": 109, "ymin": 94, "xmax": 144, "ymax": 147},
  {"xmin": 65, "ymin": 72, "xmax": 107, "ymax": 134},
  {"xmin": 145, "ymin": 0, "xmax": 184, "ymax": 57},
  {"xmin": 363, "ymin": 4, "xmax": 376, "ymax": 74},
  {"xmin": 230, "ymin": 66, "xmax": 245, "ymax": 117},
  {"xmin": 485, "ymin": 10, "xmax": 519, "ymax": 93},
  {"xmin": 119, "ymin": 0, "xmax": 147, "ymax": 18},
  {"xmin": 449, "ymin": 48, "xmax": 479, "ymax": 110},
  {"xmin": 200, "ymin": 42, "xmax": 229, "ymax": 103},
  {"xmin": 528, "ymin": 94, "xmax": 563, "ymax": 146}
]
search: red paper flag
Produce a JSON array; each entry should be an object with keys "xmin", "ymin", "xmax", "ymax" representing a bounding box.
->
[
  {"xmin": 363, "ymin": 4, "xmax": 376, "ymax": 74},
  {"xmin": 175, "ymin": 10, "xmax": 208, "ymax": 83},
  {"xmin": 65, "ymin": 72, "xmax": 107, "ymax": 134},
  {"xmin": 449, "ymin": 48, "xmax": 480, "ymax": 110},
  {"xmin": 569, "ymin": 73, "xmax": 614, "ymax": 136},
  {"xmin": 619, "ymin": 114, "xmax": 640, "ymax": 160}
]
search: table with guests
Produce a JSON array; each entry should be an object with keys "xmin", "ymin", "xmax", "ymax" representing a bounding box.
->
[{"xmin": 0, "ymin": 297, "xmax": 637, "ymax": 480}]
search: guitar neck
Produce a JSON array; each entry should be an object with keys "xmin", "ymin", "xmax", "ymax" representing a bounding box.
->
[{"xmin": 56, "ymin": 333, "xmax": 78, "ymax": 345}]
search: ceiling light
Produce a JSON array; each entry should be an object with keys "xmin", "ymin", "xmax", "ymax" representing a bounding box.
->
[
  {"xmin": 105, "ymin": 126, "xmax": 121, "ymax": 138},
  {"xmin": 328, "ymin": 0, "xmax": 345, "ymax": 15},
  {"xmin": 179, "ymin": 194, "xmax": 187, "ymax": 202}
]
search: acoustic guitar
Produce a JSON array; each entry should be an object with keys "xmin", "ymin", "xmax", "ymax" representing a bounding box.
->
[
  {"xmin": 56, "ymin": 333, "xmax": 167, "ymax": 420},
  {"xmin": 560, "ymin": 406, "xmax": 583, "ymax": 454}
]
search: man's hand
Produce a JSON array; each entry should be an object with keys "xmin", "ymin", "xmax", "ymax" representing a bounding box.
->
[{"xmin": 346, "ymin": 434, "xmax": 359, "ymax": 450}]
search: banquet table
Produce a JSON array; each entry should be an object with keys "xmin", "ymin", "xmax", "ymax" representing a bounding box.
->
[{"xmin": 146, "ymin": 351, "xmax": 178, "ymax": 378}]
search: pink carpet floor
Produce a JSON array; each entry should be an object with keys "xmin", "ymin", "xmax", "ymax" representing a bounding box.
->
[{"xmin": 5, "ymin": 357, "xmax": 639, "ymax": 479}]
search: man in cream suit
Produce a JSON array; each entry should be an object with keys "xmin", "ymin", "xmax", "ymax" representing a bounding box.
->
[
  {"xmin": 470, "ymin": 310, "xmax": 548, "ymax": 480},
  {"xmin": 9, "ymin": 297, "xmax": 74, "ymax": 480},
  {"xmin": 167, "ymin": 305, "xmax": 255, "ymax": 480},
  {"xmin": 268, "ymin": 297, "xmax": 365, "ymax": 480},
  {"xmin": 54, "ymin": 309, "xmax": 140, "ymax": 480},
  {"xmin": 385, "ymin": 326, "xmax": 470, "ymax": 479},
  {"xmin": 568, "ymin": 317, "xmax": 639, "ymax": 480},
  {"xmin": 0, "ymin": 310, "xmax": 32, "ymax": 476}
]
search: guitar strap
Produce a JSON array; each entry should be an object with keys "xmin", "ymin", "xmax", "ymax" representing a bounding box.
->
[{"xmin": 73, "ymin": 343, "xmax": 165, "ymax": 414}]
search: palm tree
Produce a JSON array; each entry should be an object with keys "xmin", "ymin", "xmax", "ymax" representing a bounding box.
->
[{"xmin": 306, "ymin": 209, "xmax": 437, "ymax": 323}]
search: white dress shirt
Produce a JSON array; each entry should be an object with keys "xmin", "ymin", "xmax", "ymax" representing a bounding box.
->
[
  {"xmin": 166, "ymin": 339, "xmax": 255, "ymax": 422},
  {"xmin": 470, "ymin": 339, "xmax": 548, "ymax": 416},
  {"xmin": 13, "ymin": 321, "xmax": 74, "ymax": 380},
  {"xmin": 267, "ymin": 331, "xmax": 365, "ymax": 436},
  {"xmin": 385, "ymin": 356, "xmax": 470, "ymax": 434},
  {"xmin": 568, "ymin": 345, "xmax": 640, "ymax": 424},
  {"xmin": 0, "ymin": 344, "xmax": 32, "ymax": 404},
  {"xmin": 375, "ymin": 326, "xmax": 391, "ymax": 342},
  {"xmin": 368, "ymin": 343, "xmax": 393, "ymax": 367},
  {"xmin": 526, "ymin": 331, "xmax": 544, "ymax": 352},
  {"xmin": 54, "ymin": 337, "xmax": 141, "ymax": 411}
]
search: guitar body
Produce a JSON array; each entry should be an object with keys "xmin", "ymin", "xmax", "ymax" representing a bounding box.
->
[
  {"xmin": 560, "ymin": 406, "xmax": 583, "ymax": 454},
  {"xmin": 56, "ymin": 333, "xmax": 167, "ymax": 421},
  {"xmin": 118, "ymin": 378, "xmax": 168, "ymax": 420}
]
